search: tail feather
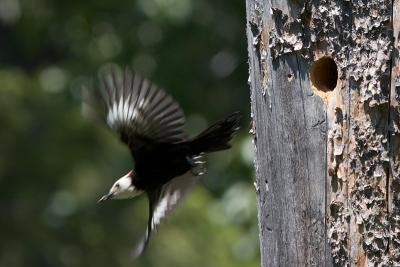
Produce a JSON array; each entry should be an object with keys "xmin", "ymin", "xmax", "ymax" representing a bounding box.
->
[{"xmin": 190, "ymin": 112, "xmax": 241, "ymax": 154}]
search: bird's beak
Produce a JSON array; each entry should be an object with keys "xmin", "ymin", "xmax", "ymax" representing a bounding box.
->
[{"xmin": 98, "ymin": 192, "xmax": 113, "ymax": 203}]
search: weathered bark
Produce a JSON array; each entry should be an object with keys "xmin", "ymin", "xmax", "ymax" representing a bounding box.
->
[{"xmin": 246, "ymin": 0, "xmax": 400, "ymax": 266}]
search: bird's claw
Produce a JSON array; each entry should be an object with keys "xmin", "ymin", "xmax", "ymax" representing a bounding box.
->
[
  {"xmin": 187, "ymin": 154, "xmax": 206, "ymax": 176},
  {"xmin": 191, "ymin": 167, "xmax": 206, "ymax": 176}
]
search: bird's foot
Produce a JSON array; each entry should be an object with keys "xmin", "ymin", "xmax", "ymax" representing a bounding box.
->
[{"xmin": 186, "ymin": 154, "xmax": 206, "ymax": 176}]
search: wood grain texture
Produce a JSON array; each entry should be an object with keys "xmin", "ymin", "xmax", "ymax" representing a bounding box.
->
[
  {"xmin": 246, "ymin": 0, "xmax": 400, "ymax": 266},
  {"xmin": 246, "ymin": 0, "xmax": 329, "ymax": 266}
]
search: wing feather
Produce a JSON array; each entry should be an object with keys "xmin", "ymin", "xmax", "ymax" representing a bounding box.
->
[
  {"xmin": 82, "ymin": 64, "xmax": 187, "ymax": 158},
  {"xmin": 132, "ymin": 172, "xmax": 200, "ymax": 258}
]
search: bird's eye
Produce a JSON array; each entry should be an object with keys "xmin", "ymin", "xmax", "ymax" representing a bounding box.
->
[{"xmin": 115, "ymin": 183, "xmax": 120, "ymax": 188}]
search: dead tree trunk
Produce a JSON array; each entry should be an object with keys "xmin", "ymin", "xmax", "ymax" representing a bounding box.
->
[{"xmin": 246, "ymin": 0, "xmax": 400, "ymax": 266}]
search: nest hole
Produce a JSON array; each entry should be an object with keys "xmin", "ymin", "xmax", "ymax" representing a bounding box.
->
[{"xmin": 310, "ymin": 57, "xmax": 338, "ymax": 92}]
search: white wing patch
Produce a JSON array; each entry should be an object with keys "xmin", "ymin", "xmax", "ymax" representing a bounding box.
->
[
  {"xmin": 151, "ymin": 190, "xmax": 181, "ymax": 228},
  {"xmin": 106, "ymin": 95, "xmax": 149, "ymax": 130},
  {"xmin": 132, "ymin": 171, "xmax": 201, "ymax": 259},
  {"xmin": 151, "ymin": 172, "xmax": 199, "ymax": 231},
  {"xmin": 93, "ymin": 64, "xmax": 187, "ymax": 146}
]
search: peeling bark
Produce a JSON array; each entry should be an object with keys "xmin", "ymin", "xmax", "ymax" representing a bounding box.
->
[{"xmin": 246, "ymin": 0, "xmax": 400, "ymax": 266}]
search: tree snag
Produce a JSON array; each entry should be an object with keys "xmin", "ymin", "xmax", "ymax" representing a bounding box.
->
[{"xmin": 246, "ymin": 0, "xmax": 400, "ymax": 266}]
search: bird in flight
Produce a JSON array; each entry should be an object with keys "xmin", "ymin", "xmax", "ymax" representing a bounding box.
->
[{"xmin": 82, "ymin": 64, "xmax": 240, "ymax": 258}]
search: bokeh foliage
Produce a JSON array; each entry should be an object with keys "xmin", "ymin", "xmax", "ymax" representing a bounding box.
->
[{"xmin": 0, "ymin": 0, "xmax": 257, "ymax": 266}]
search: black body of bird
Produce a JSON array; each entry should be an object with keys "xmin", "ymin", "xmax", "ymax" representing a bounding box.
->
[{"xmin": 82, "ymin": 64, "xmax": 240, "ymax": 258}]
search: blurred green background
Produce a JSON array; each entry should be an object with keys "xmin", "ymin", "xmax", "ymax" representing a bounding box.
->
[{"xmin": 0, "ymin": 0, "xmax": 257, "ymax": 266}]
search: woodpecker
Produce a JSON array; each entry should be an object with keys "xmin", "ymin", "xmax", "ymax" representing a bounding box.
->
[{"xmin": 82, "ymin": 64, "xmax": 240, "ymax": 258}]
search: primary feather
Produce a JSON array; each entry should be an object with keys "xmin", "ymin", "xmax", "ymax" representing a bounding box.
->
[
  {"xmin": 84, "ymin": 64, "xmax": 187, "ymax": 158},
  {"xmin": 132, "ymin": 171, "xmax": 200, "ymax": 258}
]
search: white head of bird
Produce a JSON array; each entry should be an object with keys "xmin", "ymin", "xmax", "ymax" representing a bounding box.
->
[{"xmin": 98, "ymin": 170, "xmax": 143, "ymax": 202}]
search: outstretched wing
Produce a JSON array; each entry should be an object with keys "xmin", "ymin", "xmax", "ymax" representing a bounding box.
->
[
  {"xmin": 132, "ymin": 172, "xmax": 200, "ymax": 258},
  {"xmin": 82, "ymin": 64, "xmax": 187, "ymax": 158}
]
